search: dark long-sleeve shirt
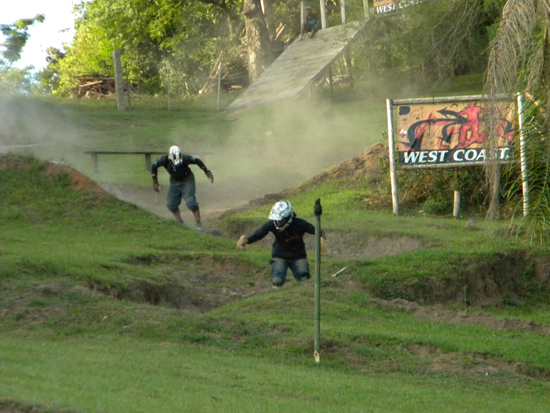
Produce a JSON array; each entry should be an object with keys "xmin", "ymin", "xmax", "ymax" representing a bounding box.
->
[
  {"xmin": 152, "ymin": 155, "xmax": 207, "ymax": 184},
  {"xmin": 247, "ymin": 218, "xmax": 315, "ymax": 260}
]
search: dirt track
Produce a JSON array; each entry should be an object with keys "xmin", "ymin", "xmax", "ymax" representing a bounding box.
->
[{"xmin": 4, "ymin": 153, "xmax": 550, "ymax": 385}]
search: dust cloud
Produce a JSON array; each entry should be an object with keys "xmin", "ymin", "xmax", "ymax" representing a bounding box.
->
[
  {"xmin": 191, "ymin": 96, "xmax": 386, "ymax": 219},
  {"xmin": 0, "ymin": 91, "xmax": 386, "ymax": 223}
]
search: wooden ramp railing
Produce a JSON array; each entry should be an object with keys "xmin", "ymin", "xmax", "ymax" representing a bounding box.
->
[{"xmin": 225, "ymin": 21, "xmax": 368, "ymax": 114}]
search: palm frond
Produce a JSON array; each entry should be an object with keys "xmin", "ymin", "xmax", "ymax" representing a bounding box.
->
[
  {"xmin": 485, "ymin": 0, "xmax": 538, "ymax": 96},
  {"xmin": 483, "ymin": 0, "xmax": 550, "ymax": 231}
]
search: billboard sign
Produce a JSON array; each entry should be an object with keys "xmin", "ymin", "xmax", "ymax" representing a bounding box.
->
[
  {"xmin": 396, "ymin": 101, "xmax": 515, "ymax": 166},
  {"xmin": 373, "ymin": 0, "xmax": 426, "ymax": 15}
]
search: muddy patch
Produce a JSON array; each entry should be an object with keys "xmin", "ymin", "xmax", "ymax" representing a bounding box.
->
[{"xmin": 327, "ymin": 233, "xmax": 425, "ymax": 259}]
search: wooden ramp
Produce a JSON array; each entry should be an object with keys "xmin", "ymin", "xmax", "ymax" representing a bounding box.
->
[{"xmin": 225, "ymin": 21, "xmax": 368, "ymax": 113}]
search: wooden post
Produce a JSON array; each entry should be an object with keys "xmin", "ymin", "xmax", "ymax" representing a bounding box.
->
[
  {"xmin": 112, "ymin": 50, "xmax": 126, "ymax": 111},
  {"xmin": 167, "ymin": 68, "xmax": 171, "ymax": 111},
  {"xmin": 91, "ymin": 153, "xmax": 98, "ymax": 174},
  {"xmin": 387, "ymin": 99, "xmax": 399, "ymax": 215},
  {"xmin": 124, "ymin": 63, "xmax": 132, "ymax": 110},
  {"xmin": 341, "ymin": 0, "xmax": 347, "ymax": 24},
  {"xmin": 217, "ymin": 62, "xmax": 222, "ymax": 111},
  {"xmin": 260, "ymin": 0, "xmax": 276, "ymax": 40},
  {"xmin": 145, "ymin": 154, "xmax": 153, "ymax": 172},
  {"xmin": 328, "ymin": 66, "xmax": 334, "ymax": 102},
  {"xmin": 453, "ymin": 191, "xmax": 461, "ymax": 219},
  {"xmin": 363, "ymin": 0, "xmax": 370, "ymax": 20},
  {"xmin": 345, "ymin": 50, "xmax": 354, "ymax": 89},
  {"xmin": 320, "ymin": 0, "xmax": 327, "ymax": 29}
]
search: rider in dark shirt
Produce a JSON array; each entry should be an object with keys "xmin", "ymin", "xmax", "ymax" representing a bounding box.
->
[
  {"xmin": 246, "ymin": 218, "xmax": 314, "ymax": 260},
  {"xmin": 152, "ymin": 145, "xmax": 213, "ymax": 231},
  {"xmin": 237, "ymin": 200, "xmax": 326, "ymax": 288}
]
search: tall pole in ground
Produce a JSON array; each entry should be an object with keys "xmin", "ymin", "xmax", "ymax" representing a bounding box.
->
[
  {"xmin": 517, "ymin": 92, "xmax": 529, "ymax": 216},
  {"xmin": 113, "ymin": 50, "xmax": 126, "ymax": 112},
  {"xmin": 124, "ymin": 63, "xmax": 132, "ymax": 110},
  {"xmin": 314, "ymin": 198, "xmax": 322, "ymax": 363},
  {"xmin": 217, "ymin": 62, "xmax": 222, "ymax": 111},
  {"xmin": 387, "ymin": 99, "xmax": 399, "ymax": 215},
  {"xmin": 319, "ymin": 0, "xmax": 327, "ymax": 29},
  {"xmin": 167, "ymin": 68, "xmax": 171, "ymax": 111}
]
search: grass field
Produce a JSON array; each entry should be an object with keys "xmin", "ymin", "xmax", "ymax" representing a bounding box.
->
[{"xmin": 2, "ymin": 84, "xmax": 550, "ymax": 412}]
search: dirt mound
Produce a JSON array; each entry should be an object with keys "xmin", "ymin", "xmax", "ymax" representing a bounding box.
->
[
  {"xmin": 0, "ymin": 154, "xmax": 106, "ymax": 195},
  {"xmin": 308, "ymin": 143, "xmax": 388, "ymax": 182},
  {"xmin": 328, "ymin": 233, "xmax": 424, "ymax": 260},
  {"xmin": 44, "ymin": 162, "xmax": 106, "ymax": 194},
  {"xmin": 247, "ymin": 143, "xmax": 388, "ymax": 208}
]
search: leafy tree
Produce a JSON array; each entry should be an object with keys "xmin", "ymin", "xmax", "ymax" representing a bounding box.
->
[
  {"xmin": 55, "ymin": 19, "xmax": 116, "ymax": 95},
  {"xmin": 0, "ymin": 14, "xmax": 45, "ymax": 67},
  {"xmin": 33, "ymin": 47, "xmax": 67, "ymax": 94},
  {"xmin": 353, "ymin": 0, "xmax": 503, "ymax": 87},
  {"xmin": 57, "ymin": 0, "xmax": 243, "ymax": 96},
  {"xmin": 0, "ymin": 66, "xmax": 38, "ymax": 94},
  {"xmin": 0, "ymin": 15, "xmax": 44, "ymax": 94}
]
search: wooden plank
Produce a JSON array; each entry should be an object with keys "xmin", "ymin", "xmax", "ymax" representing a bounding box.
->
[
  {"xmin": 84, "ymin": 151, "xmax": 213, "ymax": 173},
  {"xmin": 84, "ymin": 151, "xmax": 167, "ymax": 155},
  {"xmin": 226, "ymin": 21, "xmax": 368, "ymax": 112}
]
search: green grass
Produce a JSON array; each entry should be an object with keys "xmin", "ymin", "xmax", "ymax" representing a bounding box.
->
[
  {"xmin": 2, "ymin": 92, "xmax": 550, "ymax": 412},
  {"xmin": 3, "ymin": 336, "xmax": 548, "ymax": 413}
]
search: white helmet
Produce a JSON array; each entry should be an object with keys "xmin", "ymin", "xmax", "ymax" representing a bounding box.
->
[
  {"xmin": 269, "ymin": 200, "xmax": 293, "ymax": 222},
  {"xmin": 168, "ymin": 146, "xmax": 183, "ymax": 166}
]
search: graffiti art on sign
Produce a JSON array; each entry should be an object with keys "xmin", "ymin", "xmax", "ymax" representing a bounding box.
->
[
  {"xmin": 373, "ymin": 0, "xmax": 426, "ymax": 14},
  {"xmin": 396, "ymin": 102, "xmax": 515, "ymax": 166}
]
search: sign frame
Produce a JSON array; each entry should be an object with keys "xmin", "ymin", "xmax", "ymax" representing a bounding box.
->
[{"xmin": 386, "ymin": 94, "xmax": 528, "ymax": 216}]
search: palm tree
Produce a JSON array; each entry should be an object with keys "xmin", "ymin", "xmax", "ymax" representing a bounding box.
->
[{"xmin": 484, "ymin": 0, "xmax": 550, "ymax": 241}]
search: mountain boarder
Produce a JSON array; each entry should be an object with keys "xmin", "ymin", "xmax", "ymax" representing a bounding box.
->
[
  {"xmin": 237, "ymin": 200, "xmax": 327, "ymax": 288},
  {"xmin": 151, "ymin": 146, "xmax": 213, "ymax": 231}
]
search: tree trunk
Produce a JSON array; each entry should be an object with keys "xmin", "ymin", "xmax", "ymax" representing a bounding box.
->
[
  {"xmin": 243, "ymin": 0, "xmax": 274, "ymax": 83},
  {"xmin": 261, "ymin": 0, "xmax": 277, "ymax": 40}
]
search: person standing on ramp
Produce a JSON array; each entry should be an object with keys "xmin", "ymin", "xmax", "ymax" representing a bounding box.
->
[{"xmin": 152, "ymin": 146, "xmax": 213, "ymax": 231}]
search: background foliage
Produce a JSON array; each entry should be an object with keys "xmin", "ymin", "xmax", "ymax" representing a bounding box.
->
[
  {"xmin": 3, "ymin": 0, "xmax": 550, "ymax": 234},
  {"xmin": 0, "ymin": 0, "xmax": 512, "ymax": 97}
]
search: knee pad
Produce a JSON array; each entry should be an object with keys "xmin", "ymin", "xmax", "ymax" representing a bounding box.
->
[
  {"xmin": 272, "ymin": 277, "xmax": 284, "ymax": 287},
  {"xmin": 297, "ymin": 274, "xmax": 311, "ymax": 282}
]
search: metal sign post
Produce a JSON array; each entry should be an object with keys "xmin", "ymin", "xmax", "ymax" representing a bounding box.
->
[{"xmin": 517, "ymin": 93, "xmax": 529, "ymax": 216}]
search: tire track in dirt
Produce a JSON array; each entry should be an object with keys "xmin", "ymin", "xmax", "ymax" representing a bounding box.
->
[{"xmin": 372, "ymin": 297, "xmax": 550, "ymax": 334}]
